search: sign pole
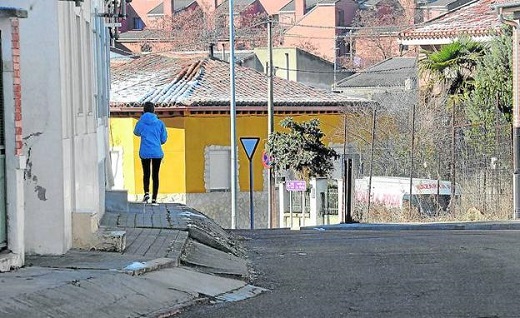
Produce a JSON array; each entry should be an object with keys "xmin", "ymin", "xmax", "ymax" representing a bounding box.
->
[
  {"xmin": 286, "ymin": 180, "xmax": 307, "ymax": 228},
  {"xmin": 240, "ymin": 137, "xmax": 260, "ymax": 229},
  {"xmin": 249, "ymin": 159, "xmax": 254, "ymax": 229},
  {"xmin": 289, "ymin": 191, "xmax": 293, "ymax": 228}
]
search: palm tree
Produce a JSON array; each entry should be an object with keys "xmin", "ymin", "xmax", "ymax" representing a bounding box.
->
[
  {"xmin": 419, "ymin": 37, "xmax": 483, "ymax": 98},
  {"xmin": 418, "ymin": 37, "xmax": 484, "ymax": 215}
]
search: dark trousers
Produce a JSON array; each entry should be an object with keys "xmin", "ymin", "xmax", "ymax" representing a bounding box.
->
[{"xmin": 141, "ymin": 158, "xmax": 162, "ymax": 200}]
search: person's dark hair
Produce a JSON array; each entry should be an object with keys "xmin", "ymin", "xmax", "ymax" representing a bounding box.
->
[{"xmin": 143, "ymin": 101, "xmax": 155, "ymax": 113}]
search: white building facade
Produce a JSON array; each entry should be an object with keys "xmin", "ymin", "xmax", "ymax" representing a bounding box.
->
[{"xmin": 0, "ymin": 0, "xmax": 111, "ymax": 271}]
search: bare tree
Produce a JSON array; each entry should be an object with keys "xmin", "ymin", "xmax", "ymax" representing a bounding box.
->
[{"xmin": 350, "ymin": 0, "xmax": 410, "ymax": 69}]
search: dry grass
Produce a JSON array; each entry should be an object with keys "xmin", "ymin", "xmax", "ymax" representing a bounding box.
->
[{"xmin": 355, "ymin": 198, "xmax": 513, "ymax": 223}]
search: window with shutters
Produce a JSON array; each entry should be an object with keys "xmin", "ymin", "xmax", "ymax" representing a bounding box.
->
[{"xmin": 205, "ymin": 146, "xmax": 231, "ymax": 191}]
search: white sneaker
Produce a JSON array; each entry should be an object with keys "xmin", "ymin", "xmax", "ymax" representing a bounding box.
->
[
  {"xmin": 143, "ymin": 193, "xmax": 150, "ymax": 203},
  {"xmin": 151, "ymin": 199, "xmax": 159, "ymax": 206}
]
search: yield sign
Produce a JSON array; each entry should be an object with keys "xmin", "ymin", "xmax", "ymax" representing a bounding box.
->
[{"xmin": 240, "ymin": 137, "xmax": 260, "ymax": 160}]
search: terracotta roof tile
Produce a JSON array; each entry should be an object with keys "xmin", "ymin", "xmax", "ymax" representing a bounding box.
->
[
  {"xmin": 401, "ymin": 0, "xmax": 511, "ymax": 41},
  {"xmin": 110, "ymin": 53, "xmax": 371, "ymax": 110},
  {"xmin": 337, "ymin": 57, "xmax": 417, "ymax": 88}
]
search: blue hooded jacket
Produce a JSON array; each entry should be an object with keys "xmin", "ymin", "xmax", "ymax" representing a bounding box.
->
[{"xmin": 133, "ymin": 112, "xmax": 168, "ymax": 159}]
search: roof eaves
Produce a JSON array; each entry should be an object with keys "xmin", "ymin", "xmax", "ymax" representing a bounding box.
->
[
  {"xmin": 147, "ymin": 2, "xmax": 163, "ymax": 15},
  {"xmin": 399, "ymin": 0, "xmax": 483, "ymax": 40},
  {"xmin": 0, "ymin": 7, "xmax": 28, "ymax": 18}
]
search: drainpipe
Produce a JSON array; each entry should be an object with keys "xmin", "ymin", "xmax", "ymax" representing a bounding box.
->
[{"xmin": 498, "ymin": 8, "xmax": 520, "ymax": 218}]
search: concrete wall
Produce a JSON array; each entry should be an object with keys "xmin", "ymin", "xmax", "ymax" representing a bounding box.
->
[
  {"xmin": 253, "ymin": 47, "xmax": 351, "ymax": 89},
  {"xmin": 0, "ymin": 12, "xmax": 27, "ymax": 270},
  {"xmin": 1, "ymin": 0, "xmax": 109, "ymax": 261}
]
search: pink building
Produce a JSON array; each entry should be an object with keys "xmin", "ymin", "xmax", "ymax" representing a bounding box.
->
[
  {"xmin": 120, "ymin": 0, "xmax": 200, "ymax": 33},
  {"xmin": 280, "ymin": 0, "xmax": 358, "ymax": 62}
]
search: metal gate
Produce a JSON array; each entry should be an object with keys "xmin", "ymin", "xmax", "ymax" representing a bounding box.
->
[
  {"xmin": 323, "ymin": 186, "xmax": 339, "ymax": 216},
  {"xmin": 0, "ymin": 32, "xmax": 6, "ymax": 250}
]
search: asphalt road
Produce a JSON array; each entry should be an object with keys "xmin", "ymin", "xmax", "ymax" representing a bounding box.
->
[{"xmin": 175, "ymin": 229, "xmax": 520, "ymax": 318}]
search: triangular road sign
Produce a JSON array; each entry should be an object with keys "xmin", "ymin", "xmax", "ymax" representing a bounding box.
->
[{"xmin": 240, "ymin": 137, "xmax": 260, "ymax": 160}]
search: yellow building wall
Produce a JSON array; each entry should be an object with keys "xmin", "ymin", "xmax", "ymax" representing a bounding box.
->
[
  {"xmin": 110, "ymin": 113, "xmax": 352, "ymax": 196},
  {"xmin": 184, "ymin": 114, "xmax": 268, "ymax": 193},
  {"xmin": 183, "ymin": 113, "xmax": 346, "ymax": 193},
  {"xmin": 109, "ymin": 118, "xmax": 138, "ymax": 194},
  {"xmin": 154, "ymin": 117, "xmax": 186, "ymax": 194},
  {"xmin": 109, "ymin": 116, "xmax": 187, "ymax": 196}
]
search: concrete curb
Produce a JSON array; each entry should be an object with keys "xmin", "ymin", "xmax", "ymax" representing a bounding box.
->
[
  {"xmin": 303, "ymin": 221, "xmax": 520, "ymax": 231},
  {"xmin": 123, "ymin": 257, "xmax": 177, "ymax": 276}
]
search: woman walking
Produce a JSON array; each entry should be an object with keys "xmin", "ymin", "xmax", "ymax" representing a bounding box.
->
[{"xmin": 133, "ymin": 101, "xmax": 168, "ymax": 205}]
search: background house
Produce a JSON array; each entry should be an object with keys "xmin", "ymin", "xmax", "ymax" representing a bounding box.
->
[
  {"xmin": 281, "ymin": 0, "xmax": 358, "ymax": 62},
  {"xmin": 399, "ymin": 0, "xmax": 504, "ymax": 50},
  {"xmin": 418, "ymin": 0, "xmax": 475, "ymax": 21},
  {"xmin": 109, "ymin": 52, "xmax": 372, "ymax": 229},
  {"xmin": 0, "ymin": 0, "xmax": 112, "ymax": 271},
  {"xmin": 118, "ymin": 0, "xmax": 268, "ymax": 53},
  {"xmin": 334, "ymin": 57, "xmax": 417, "ymax": 99},
  {"xmin": 241, "ymin": 47, "xmax": 353, "ymax": 89}
]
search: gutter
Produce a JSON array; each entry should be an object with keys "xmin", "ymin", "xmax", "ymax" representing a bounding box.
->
[{"xmin": 497, "ymin": 7, "xmax": 520, "ymax": 29}]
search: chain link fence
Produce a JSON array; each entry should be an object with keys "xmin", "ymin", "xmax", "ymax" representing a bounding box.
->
[{"xmin": 341, "ymin": 92, "xmax": 513, "ymax": 223}]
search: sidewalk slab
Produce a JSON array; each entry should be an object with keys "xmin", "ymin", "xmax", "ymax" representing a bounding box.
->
[
  {"xmin": 181, "ymin": 238, "xmax": 249, "ymax": 278},
  {"xmin": 123, "ymin": 228, "xmax": 188, "ymax": 262},
  {"xmin": 123, "ymin": 257, "xmax": 177, "ymax": 276},
  {"xmin": 143, "ymin": 267, "xmax": 247, "ymax": 297},
  {"xmin": 0, "ymin": 267, "xmax": 195, "ymax": 318},
  {"xmin": 26, "ymin": 250, "xmax": 156, "ymax": 271},
  {"xmin": 0, "ymin": 196, "xmax": 259, "ymax": 317}
]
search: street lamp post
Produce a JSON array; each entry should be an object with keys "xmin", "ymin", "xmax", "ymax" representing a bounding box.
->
[
  {"xmin": 267, "ymin": 19, "xmax": 274, "ymax": 228},
  {"xmin": 229, "ymin": 0, "xmax": 237, "ymax": 229}
]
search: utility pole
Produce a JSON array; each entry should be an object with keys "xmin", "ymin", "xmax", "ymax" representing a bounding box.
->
[
  {"xmin": 450, "ymin": 102, "xmax": 456, "ymax": 215},
  {"xmin": 229, "ymin": 0, "xmax": 238, "ymax": 229},
  {"xmin": 349, "ymin": 29, "xmax": 353, "ymax": 64},
  {"xmin": 495, "ymin": 3, "xmax": 520, "ymax": 219},
  {"xmin": 367, "ymin": 108, "xmax": 377, "ymax": 218},
  {"xmin": 342, "ymin": 112, "xmax": 353, "ymax": 223},
  {"xmin": 333, "ymin": 36, "xmax": 337, "ymax": 91},
  {"xmin": 267, "ymin": 19, "xmax": 274, "ymax": 228},
  {"xmin": 409, "ymin": 102, "xmax": 416, "ymax": 213}
]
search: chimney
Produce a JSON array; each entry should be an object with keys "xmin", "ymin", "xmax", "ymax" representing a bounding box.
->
[
  {"xmin": 295, "ymin": 0, "xmax": 306, "ymax": 20},
  {"xmin": 209, "ymin": 43, "xmax": 215, "ymax": 58},
  {"xmin": 163, "ymin": 0, "xmax": 174, "ymax": 16}
]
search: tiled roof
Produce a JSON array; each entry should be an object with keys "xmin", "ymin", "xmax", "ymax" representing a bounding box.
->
[
  {"xmin": 315, "ymin": 0, "xmax": 341, "ymax": 4},
  {"xmin": 110, "ymin": 53, "xmax": 371, "ymax": 111},
  {"xmin": 147, "ymin": 0, "xmax": 197, "ymax": 15},
  {"xmin": 279, "ymin": 0, "xmax": 336, "ymax": 12},
  {"xmin": 421, "ymin": 0, "xmax": 473, "ymax": 10},
  {"xmin": 218, "ymin": 0, "xmax": 259, "ymax": 10},
  {"xmin": 148, "ymin": 3, "xmax": 163, "ymax": 15},
  {"xmin": 336, "ymin": 57, "xmax": 417, "ymax": 88},
  {"xmin": 118, "ymin": 29, "xmax": 171, "ymax": 41},
  {"xmin": 400, "ymin": 0, "xmax": 509, "ymax": 42}
]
